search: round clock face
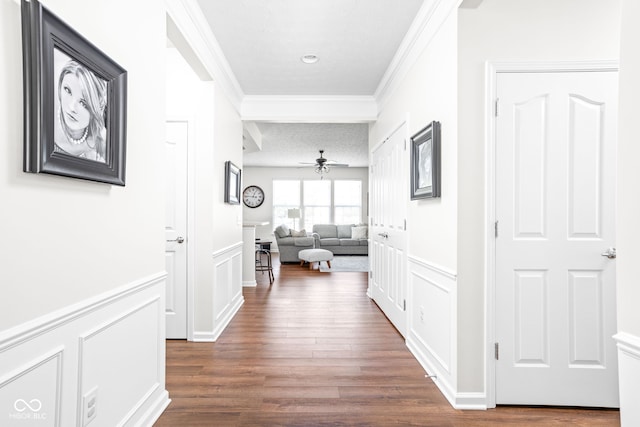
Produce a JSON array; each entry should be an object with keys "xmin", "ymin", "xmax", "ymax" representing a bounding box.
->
[{"xmin": 243, "ymin": 185, "xmax": 265, "ymax": 208}]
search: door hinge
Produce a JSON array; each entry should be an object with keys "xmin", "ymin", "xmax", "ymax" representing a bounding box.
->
[
  {"xmin": 369, "ymin": 271, "xmax": 373, "ymax": 279},
  {"xmin": 495, "ymin": 98, "xmax": 500, "ymax": 117},
  {"xmin": 494, "ymin": 342, "xmax": 499, "ymax": 360},
  {"xmin": 404, "ymin": 219, "xmax": 407, "ymax": 231},
  {"xmin": 403, "ymin": 300, "xmax": 406, "ymax": 311},
  {"xmin": 494, "ymin": 220, "xmax": 499, "ymax": 238}
]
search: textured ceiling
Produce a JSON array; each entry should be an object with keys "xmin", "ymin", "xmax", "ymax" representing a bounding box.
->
[
  {"xmin": 243, "ymin": 123, "xmax": 369, "ymax": 167},
  {"xmin": 195, "ymin": 0, "xmax": 425, "ymax": 167}
]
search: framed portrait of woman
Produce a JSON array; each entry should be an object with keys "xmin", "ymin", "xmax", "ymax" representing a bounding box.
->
[
  {"xmin": 22, "ymin": 0, "xmax": 127, "ymax": 185},
  {"xmin": 410, "ymin": 121, "xmax": 441, "ymax": 200}
]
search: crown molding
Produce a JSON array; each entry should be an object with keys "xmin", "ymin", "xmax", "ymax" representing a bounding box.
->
[
  {"xmin": 165, "ymin": 0, "xmax": 244, "ymax": 112},
  {"xmin": 241, "ymin": 95, "xmax": 378, "ymax": 123},
  {"xmin": 374, "ymin": 0, "xmax": 461, "ymax": 112}
]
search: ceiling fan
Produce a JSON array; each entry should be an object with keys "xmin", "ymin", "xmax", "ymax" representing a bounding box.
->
[{"xmin": 299, "ymin": 150, "xmax": 349, "ymax": 177}]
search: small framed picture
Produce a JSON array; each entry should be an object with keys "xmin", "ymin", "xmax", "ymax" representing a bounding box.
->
[
  {"xmin": 224, "ymin": 161, "xmax": 241, "ymax": 204},
  {"xmin": 410, "ymin": 121, "xmax": 441, "ymax": 200},
  {"xmin": 22, "ymin": 0, "xmax": 127, "ymax": 185}
]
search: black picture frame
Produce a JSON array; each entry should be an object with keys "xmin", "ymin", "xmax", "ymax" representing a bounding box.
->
[
  {"xmin": 224, "ymin": 161, "xmax": 241, "ymax": 204},
  {"xmin": 22, "ymin": 0, "xmax": 127, "ymax": 185},
  {"xmin": 410, "ymin": 121, "xmax": 441, "ymax": 200}
]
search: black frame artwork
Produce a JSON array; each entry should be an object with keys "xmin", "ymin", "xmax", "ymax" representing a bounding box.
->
[
  {"xmin": 410, "ymin": 121, "xmax": 441, "ymax": 200},
  {"xmin": 224, "ymin": 161, "xmax": 241, "ymax": 204},
  {"xmin": 22, "ymin": 0, "xmax": 127, "ymax": 185}
]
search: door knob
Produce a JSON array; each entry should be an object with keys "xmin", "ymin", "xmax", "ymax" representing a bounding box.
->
[
  {"xmin": 600, "ymin": 247, "xmax": 616, "ymax": 259},
  {"xmin": 378, "ymin": 232, "xmax": 389, "ymax": 239},
  {"xmin": 167, "ymin": 237, "xmax": 185, "ymax": 244}
]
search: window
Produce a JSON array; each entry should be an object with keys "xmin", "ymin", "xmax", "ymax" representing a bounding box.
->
[
  {"xmin": 334, "ymin": 180, "xmax": 362, "ymax": 224},
  {"xmin": 272, "ymin": 179, "xmax": 364, "ymax": 231},
  {"xmin": 272, "ymin": 180, "xmax": 300, "ymax": 229},
  {"xmin": 303, "ymin": 180, "xmax": 331, "ymax": 230}
]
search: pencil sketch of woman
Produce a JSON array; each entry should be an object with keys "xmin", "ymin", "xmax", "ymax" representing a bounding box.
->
[
  {"xmin": 53, "ymin": 54, "xmax": 108, "ymax": 163},
  {"xmin": 418, "ymin": 138, "xmax": 432, "ymax": 189}
]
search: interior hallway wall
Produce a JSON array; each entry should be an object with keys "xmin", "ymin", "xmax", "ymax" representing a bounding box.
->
[
  {"xmin": 370, "ymin": 0, "xmax": 462, "ymax": 405},
  {"xmin": 0, "ymin": 0, "xmax": 169, "ymax": 424},
  {"xmin": 616, "ymin": 0, "xmax": 640, "ymax": 424},
  {"xmin": 165, "ymin": 5, "xmax": 245, "ymax": 339},
  {"xmin": 457, "ymin": 0, "xmax": 622, "ymax": 393},
  {"xmin": 0, "ymin": 0, "xmax": 166, "ymax": 330}
]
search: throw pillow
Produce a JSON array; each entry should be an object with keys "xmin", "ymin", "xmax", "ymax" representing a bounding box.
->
[
  {"xmin": 351, "ymin": 226, "xmax": 368, "ymax": 239},
  {"xmin": 275, "ymin": 224, "xmax": 290, "ymax": 238},
  {"xmin": 291, "ymin": 229, "xmax": 307, "ymax": 237}
]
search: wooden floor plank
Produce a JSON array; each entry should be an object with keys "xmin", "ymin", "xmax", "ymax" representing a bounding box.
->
[{"xmin": 155, "ymin": 254, "xmax": 620, "ymax": 426}]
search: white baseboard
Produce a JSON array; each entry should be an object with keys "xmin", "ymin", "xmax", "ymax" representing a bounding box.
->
[
  {"xmin": 211, "ymin": 294, "xmax": 244, "ymax": 341},
  {"xmin": 134, "ymin": 390, "xmax": 171, "ymax": 427},
  {"xmin": 0, "ymin": 272, "xmax": 169, "ymax": 427},
  {"xmin": 614, "ymin": 332, "xmax": 640, "ymax": 426},
  {"xmin": 455, "ymin": 392, "xmax": 487, "ymax": 410},
  {"xmin": 407, "ymin": 336, "xmax": 486, "ymax": 410},
  {"xmin": 242, "ymin": 280, "xmax": 257, "ymax": 287},
  {"xmin": 194, "ymin": 294, "xmax": 244, "ymax": 342}
]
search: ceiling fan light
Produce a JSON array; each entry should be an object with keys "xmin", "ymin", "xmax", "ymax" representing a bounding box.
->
[
  {"xmin": 315, "ymin": 164, "xmax": 329, "ymax": 179},
  {"xmin": 301, "ymin": 54, "xmax": 319, "ymax": 64}
]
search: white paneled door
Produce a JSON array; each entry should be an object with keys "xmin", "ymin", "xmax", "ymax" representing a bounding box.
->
[
  {"xmin": 370, "ymin": 123, "xmax": 408, "ymax": 337},
  {"xmin": 164, "ymin": 121, "xmax": 188, "ymax": 339},
  {"xmin": 495, "ymin": 71, "xmax": 619, "ymax": 406}
]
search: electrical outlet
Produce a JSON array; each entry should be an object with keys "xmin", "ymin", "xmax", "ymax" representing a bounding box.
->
[{"xmin": 83, "ymin": 387, "xmax": 98, "ymax": 426}]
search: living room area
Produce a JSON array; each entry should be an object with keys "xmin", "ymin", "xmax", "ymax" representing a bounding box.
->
[{"xmin": 242, "ymin": 142, "xmax": 370, "ymax": 275}]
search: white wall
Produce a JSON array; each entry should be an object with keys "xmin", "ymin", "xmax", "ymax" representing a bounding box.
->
[
  {"xmin": 213, "ymin": 93, "xmax": 244, "ymax": 247},
  {"xmin": 243, "ymin": 166, "xmax": 369, "ymax": 244},
  {"xmin": 370, "ymin": 0, "xmax": 463, "ymax": 406},
  {"xmin": 165, "ymin": 35, "xmax": 244, "ymax": 339},
  {"xmin": 617, "ymin": 0, "xmax": 640, "ymax": 340},
  {"xmin": 616, "ymin": 0, "xmax": 640, "ymax": 424},
  {"xmin": 0, "ymin": 0, "xmax": 166, "ymax": 330},
  {"xmin": 457, "ymin": 0, "xmax": 622, "ymax": 394},
  {"xmin": 371, "ymin": 11, "xmax": 459, "ymax": 271},
  {"xmin": 0, "ymin": 0, "xmax": 168, "ymax": 424}
]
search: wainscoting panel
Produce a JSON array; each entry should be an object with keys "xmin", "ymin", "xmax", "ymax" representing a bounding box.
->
[
  {"xmin": 615, "ymin": 332, "xmax": 640, "ymax": 426},
  {"xmin": 406, "ymin": 256, "xmax": 483, "ymax": 409},
  {"xmin": 406, "ymin": 256, "xmax": 457, "ymax": 406},
  {"xmin": 0, "ymin": 348, "xmax": 63, "ymax": 426},
  {"xmin": 195, "ymin": 243, "xmax": 244, "ymax": 342},
  {"xmin": 0, "ymin": 272, "xmax": 169, "ymax": 427}
]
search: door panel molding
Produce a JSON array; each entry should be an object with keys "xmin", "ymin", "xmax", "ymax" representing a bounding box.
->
[
  {"xmin": 370, "ymin": 119, "xmax": 409, "ymax": 337},
  {"xmin": 484, "ymin": 61, "xmax": 619, "ymax": 409}
]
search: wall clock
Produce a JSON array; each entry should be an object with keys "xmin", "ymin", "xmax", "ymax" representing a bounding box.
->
[{"xmin": 242, "ymin": 185, "xmax": 265, "ymax": 208}]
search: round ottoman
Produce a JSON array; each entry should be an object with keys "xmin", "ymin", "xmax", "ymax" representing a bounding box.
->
[{"xmin": 298, "ymin": 248, "xmax": 334, "ymax": 270}]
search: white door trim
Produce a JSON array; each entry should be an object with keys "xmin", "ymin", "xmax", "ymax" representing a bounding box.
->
[
  {"xmin": 166, "ymin": 116, "xmax": 196, "ymax": 341},
  {"xmin": 484, "ymin": 60, "xmax": 619, "ymax": 408}
]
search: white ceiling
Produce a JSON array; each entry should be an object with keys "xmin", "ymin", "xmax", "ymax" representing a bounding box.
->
[
  {"xmin": 197, "ymin": 0, "xmax": 424, "ymax": 96},
  {"xmin": 195, "ymin": 0, "xmax": 425, "ymax": 167}
]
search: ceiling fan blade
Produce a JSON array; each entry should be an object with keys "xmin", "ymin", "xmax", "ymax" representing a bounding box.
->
[{"xmin": 325, "ymin": 162, "xmax": 349, "ymax": 167}]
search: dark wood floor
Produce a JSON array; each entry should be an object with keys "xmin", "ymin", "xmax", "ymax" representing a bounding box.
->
[{"xmin": 155, "ymin": 254, "xmax": 620, "ymax": 426}]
